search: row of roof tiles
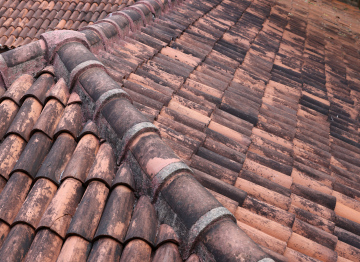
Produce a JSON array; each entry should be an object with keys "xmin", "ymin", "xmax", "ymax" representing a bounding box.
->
[
  {"xmin": 0, "ymin": 0, "xmax": 136, "ymax": 48},
  {"xmin": 0, "ymin": 70, "xmax": 196, "ymax": 261}
]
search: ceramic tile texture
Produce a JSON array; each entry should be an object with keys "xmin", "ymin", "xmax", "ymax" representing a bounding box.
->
[
  {"xmin": 0, "ymin": 0, "xmax": 135, "ymax": 49},
  {"xmin": 0, "ymin": 74, "xmax": 182, "ymax": 261},
  {"xmin": 0, "ymin": 0, "xmax": 360, "ymax": 261}
]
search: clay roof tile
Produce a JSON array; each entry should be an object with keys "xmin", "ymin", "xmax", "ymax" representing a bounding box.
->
[
  {"xmin": 12, "ymin": 131, "xmax": 53, "ymax": 178},
  {"xmin": 44, "ymin": 78, "xmax": 69, "ymax": 106},
  {"xmin": 40, "ymin": 19, "xmax": 50, "ymax": 30},
  {"xmin": 9, "ymin": 9, "xmax": 20, "ymax": 19},
  {"xmin": 31, "ymin": 98, "xmax": 64, "ymax": 139},
  {"xmin": 67, "ymin": 92, "xmax": 82, "ymax": 105},
  {"xmin": 87, "ymin": 237, "xmax": 122, "ymax": 262},
  {"xmin": 0, "ymin": 6, "xmax": 5, "ymax": 16},
  {"xmin": 75, "ymin": 2, "xmax": 85, "ymax": 11},
  {"xmin": 120, "ymin": 238, "xmax": 152, "ymax": 261},
  {"xmin": 2, "ymin": 6, "xmax": 12, "ymax": 16},
  {"xmin": 53, "ymin": 103, "xmax": 82, "ymax": 139},
  {"xmin": 13, "ymin": 178, "xmax": 57, "ymax": 228},
  {"xmin": 94, "ymin": 182, "xmax": 135, "ymax": 243},
  {"xmin": 63, "ymin": 20, "xmax": 74, "ymax": 30},
  {"xmin": 67, "ymin": 180, "xmax": 109, "ymax": 241},
  {"xmin": 62, "ymin": 10, "xmax": 72, "ymax": 21},
  {"xmin": 35, "ymin": 132, "xmax": 77, "ymax": 184},
  {"xmin": 0, "ymin": 224, "xmax": 34, "ymax": 261},
  {"xmin": 1, "ymin": 74, "xmax": 33, "ymax": 105},
  {"xmin": 60, "ymin": 131, "xmax": 99, "ymax": 182},
  {"xmin": 155, "ymin": 224, "xmax": 180, "ymax": 247},
  {"xmin": 97, "ymin": 2, "xmax": 106, "ymax": 12},
  {"xmin": 124, "ymin": 195, "xmax": 157, "ymax": 246},
  {"xmin": 5, "ymin": 97, "xmax": 42, "ymax": 142},
  {"xmin": 57, "ymin": 236, "xmax": 91, "ymax": 260},
  {"xmin": 3, "ymin": 35, "xmax": 16, "ymax": 48},
  {"xmin": 81, "ymin": 2, "xmax": 91, "ymax": 12},
  {"xmin": 68, "ymin": 2, "xmax": 77, "ymax": 11},
  {"xmin": 38, "ymin": 178, "xmax": 85, "ymax": 238},
  {"xmin": 89, "ymin": 3, "xmax": 98, "ymax": 12},
  {"xmin": 90, "ymin": 11, "xmax": 100, "ymax": 22},
  {"xmin": 55, "ymin": 19, "xmax": 66, "ymax": 30},
  {"xmin": 23, "ymin": 229, "xmax": 62, "ymax": 261},
  {"xmin": 38, "ymin": 1, "xmax": 49, "ymax": 10},
  {"xmin": 46, "ymin": 1, "xmax": 55, "ymax": 11},
  {"xmin": 2, "ymin": 18, "xmax": 13, "ymax": 28},
  {"xmin": 48, "ymin": 19, "xmax": 59, "ymax": 30},
  {"xmin": 30, "ymin": 2, "xmax": 40, "ymax": 11},
  {"xmin": 52, "ymin": 1, "xmax": 62, "ymax": 11},
  {"xmin": 69, "ymin": 10, "xmax": 80, "ymax": 21},
  {"xmin": 85, "ymin": 142, "xmax": 115, "ymax": 186},
  {"xmin": 39, "ymin": 10, "xmax": 50, "ymax": 20}
]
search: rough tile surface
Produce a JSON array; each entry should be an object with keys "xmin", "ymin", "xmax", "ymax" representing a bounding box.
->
[
  {"xmin": 0, "ymin": 0, "xmax": 360, "ymax": 261},
  {"xmin": 0, "ymin": 0, "xmax": 135, "ymax": 49}
]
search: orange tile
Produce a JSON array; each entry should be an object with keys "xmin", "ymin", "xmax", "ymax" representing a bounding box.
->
[
  {"xmin": 237, "ymin": 220, "xmax": 287, "ymax": 254},
  {"xmin": 235, "ymin": 177, "xmax": 291, "ymax": 210},
  {"xmin": 235, "ymin": 207, "xmax": 292, "ymax": 242},
  {"xmin": 334, "ymin": 201, "xmax": 360, "ymax": 225},
  {"xmin": 287, "ymin": 233, "xmax": 337, "ymax": 262}
]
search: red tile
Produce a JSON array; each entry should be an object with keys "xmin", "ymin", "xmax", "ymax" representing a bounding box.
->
[
  {"xmin": 120, "ymin": 239, "xmax": 152, "ymax": 262},
  {"xmin": 61, "ymin": 133, "xmax": 99, "ymax": 183},
  {"xmin": 0, "ymin": 171, "xmax": 32, "ymax": 225},
  {"xmin": 57, "ymin": 235, "xmax": 91, "ymax": 262},
  {"xmin": 235, "ymin": 206, "xmax": 292, "ymax": 242},
  {"xmin": 0, "ymin": 221, "xmax": 9, "ymax": 249},
  {"xmin": 237, "ymin": 220, "xmax": 287, "ymax": 254},
  {"xmin": 287, "ymin": 233, "xmax": 337, "ymax": 262},
  {"xmin": 152, "ymin": 242, "xmax": 182, "ymax": 262},
  {"xmin": 14, "ymin": 178, "xmax": 57, "ymax": 229},
  {"xmin": 0, "ymin": 224, "xmax": 35, "ymax": 261},
  {"xmin": 95, "ymin": 184, "xmax": 135, "ymax": 243},
  {"xmin": 87, "ymin": 237, "xmax": 122, "ymax": 262},
  {"xmin": 12, "ymin": 132, "xmax": 53, "ymax": 178},
  {"xmin": 32, "ymin": 99, "xmax": 64, "ymax": 139},
  {"xmin": 24, "ymin": 229, "xmax": 63, "ymax": 262},
  {"xmin": 0, "ymin": 134, "xmax": 25, "ymax": 180},
  {"xmin": 292, "ymin": 218, "xmax": 337, "ymax": 250},
  {"xmin": 6, "ymin": 97, "xmax": 42, "ymax": 141},
  {"xmin": 67, "ymin": 181, "xmax": 109, "ymax": 240},
  {"xmin": 54, "ymin": 104, "xmax": 82, "ymax": 139},
  {"xmin": 38, "ymin": 178, "xmax": 85, "ymax": 238},
  {"xmin": 124, "ymin": 195, "xmax": 157, "ymax": 245}
]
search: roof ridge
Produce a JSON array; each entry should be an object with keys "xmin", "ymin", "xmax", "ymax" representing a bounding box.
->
[{"xmin": 0, "ymin": 0, "xmax": 274, "ymax": 261}]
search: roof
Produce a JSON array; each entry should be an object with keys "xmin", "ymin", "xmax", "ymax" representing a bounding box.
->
[
  {"xmin": 0, "ymin": 0, "xmax": 135, "ymax": 49},
  {"xmin": 0, "ymin": 0, "xmax": 360, "ymax": 261}
]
